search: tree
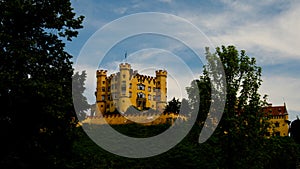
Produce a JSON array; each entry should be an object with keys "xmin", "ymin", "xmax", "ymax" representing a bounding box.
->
[
  {"xmin": 0, "ymin": 0, "xmax": 84, "ymax": 168},
  {"xmin": 164, "ymin": 97, "xmax": 181, "ymax": 114},
  {"xmin": 179, "ymin": 98, "xmax": 191, "ymax": 117},
  {"xmin": 72, "ymin": 71, "xmax": 90, "ymax": 121},
  {"xmin": 290, "ymin": 117, "xmax": 300, "ymax": 144},
  {"xmin": 187, "ymin": 46, "xmax": 270, "ymax": 169}
]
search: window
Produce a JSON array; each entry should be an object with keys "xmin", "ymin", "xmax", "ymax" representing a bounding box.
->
[
  {"xmin": 148, "ymin": 86, "xmax": 151, "ymax": 92},
  {"xmin": 137, "ymin": 101, "xmax": 142, "ymax": 107},
  {"xmin": 137, "ymin": 84, "xmax": 145, "ymax": 90},
  {"xmin": 153, "ymin": 87, "xmax": 156, "ymax": 92},
  {"xmin": 275, "ymin": 122, "xmax": 280, "ymax": 127},
  {"xmin": 113, "ymin": 94, "xmax": 117, "ymax": 99},
  {"xmin": 108, "ymin": 86, "xmax": 111, "ymax": 92},
  {"xmin": 156, "ymin": 88, "xmax": 160, "ymax": 92},
  {"xmin": 148, "ymin": 94, "xmax": 151, "ymax": 100},
  {"xmin": 137, "ymin": 92, "xmax": 145, "ymax": 98},
  {"xmin": 129, "ymin": 83, "xmax": 132, "ymax": 89},
  {"xmin": 157, "ymin": 81, "xmax": 160, "ymax": 85},
  {"xmin": 129, "ymin": 92, "xmax": 132, "ymax": 98},
  {"xmin": 157, "ymin": 95, "xmax": 161, "ymax": 101},
  {"xmin": 153, "ymin": 95, "xmax": 156, "ymax": 101},
  {"xmin": 102, "ymin": 87, "xmax": 105, "ymax": 92},
  {"xmin": 123, "ymin": 74, "xmax": 126, "ymax": 78},
  {"xmin": 101, "ymin": 95, "xmax": 105, "ymax": 101},
  {"xmin": 102, "ymin": 81, "xmax": 105, "ymax": 84},
  {"xmin": 108, "ymin": 95, "xmax": 111, "ymax": 100},
  {"xmin": 121, "ymin": 81, "xmax": 126, "ymax": 95}
]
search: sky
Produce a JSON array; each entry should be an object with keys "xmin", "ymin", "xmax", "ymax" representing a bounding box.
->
[{"xmin": 67, "ymin": 0, "xmax": 300, "ymax": 120}]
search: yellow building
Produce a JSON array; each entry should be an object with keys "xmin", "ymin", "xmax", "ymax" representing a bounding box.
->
[
  {"xmin": 95, "ymin": 63, "xmax": 167, "ymax": 115},
  {"xmin": 263, "ymin": 103, "xmax": 289, "ymax": 137}
]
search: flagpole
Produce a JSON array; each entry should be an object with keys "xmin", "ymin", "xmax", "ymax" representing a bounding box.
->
[{"xmin": 125, "ymin": 51, "xmax": 127, "ymax": 63}]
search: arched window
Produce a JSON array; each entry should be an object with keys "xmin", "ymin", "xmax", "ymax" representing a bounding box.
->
[
  {"xmin": 137, "ymin": 92, "xmax": 145, "ymax": 98},
  {"xmin": 137, "ymin": 83, "xmax": 145, "ymax": 90},
  {"xmin": 121, "ymin": 81, "xmax": 126, "ymax": 95}
]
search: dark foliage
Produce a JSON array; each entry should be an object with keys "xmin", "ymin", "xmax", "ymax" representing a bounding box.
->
[
  {"xmin": 0, "ymin": 0, "xmax": 84, "ymax": 168},
  {"xmin": 164, "ymin": 97, "xmax": 181, "ymax": 114},
  {"xmin": 290, "ymin": 118, "xmax": 300, "ymax": 144},
  {"xmin": 70, "ymin": 124, "xmax": 299, "ymax": 169}
]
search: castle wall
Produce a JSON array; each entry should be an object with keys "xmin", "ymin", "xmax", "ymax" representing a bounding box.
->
[
  {"xmin": 82, "ymin": 112, "xmax": 187, "ymax": 125},
  {"xmin": 268, "ymin": 115, "xmax": 289, "ymax": 136}
]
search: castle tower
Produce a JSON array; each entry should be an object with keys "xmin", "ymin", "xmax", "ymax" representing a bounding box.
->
[
  {"xmin": 155, "ymin": 70, "xmax": 167, "ymax": 112},
  {"xmin": 118, "ymin": 63, "xmax": 131, "ymax": 113},
  {"xmin": 96, "ymin": 70, "xmax": 107, "ymax": 115}
]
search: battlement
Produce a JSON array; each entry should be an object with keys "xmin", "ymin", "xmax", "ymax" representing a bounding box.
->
[
  {"xmin": 96, "ymin": 70, "xmax": 107, "ymax": 77},
  {"xmin": 119, "ymin": 63, "xmax": 131, "ymax": 70},
  {"xmin": 82, "ymin": 112, "xmax": 187, "ymax": 125},
  {"xmin": 133, "ymin": 73, "xmax": 156, "ymax": 83},
  {"xmin": 107, "ymin": 73, "xmax": 117, "ymax": 80},
  {"xmin": 155, "ymin": 70, "xmax": 167, "ymax": 76}
]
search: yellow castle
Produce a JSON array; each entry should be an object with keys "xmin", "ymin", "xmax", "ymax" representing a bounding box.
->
[
  {"xmin": 95, "ymin": 63, "xmax": 167, "ymax": 115},
  {"xmin": 263, "ymin": 103, "xmax": 289, "ymax": 137}
]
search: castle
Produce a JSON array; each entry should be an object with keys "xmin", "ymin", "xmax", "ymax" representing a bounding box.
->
[
  {"xmin": 95, "ymin": 63, "xmax": 167, "ymax": 115},
  {"xmin": 263, "ymin": 103, "xmax": 289, "ymax": 137}
]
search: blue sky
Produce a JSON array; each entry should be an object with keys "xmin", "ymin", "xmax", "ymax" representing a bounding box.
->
[{"xmin": 68, "ymin": 0, "xmax": 300, "ymax": 120}]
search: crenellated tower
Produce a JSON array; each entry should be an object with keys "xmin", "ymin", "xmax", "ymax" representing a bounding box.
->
[
  {"xmin": 155, "ymin": 70, "xmax": 167, "ymax": 112},
  {"xmin": 95, "ymin": 70, "xmax": 108, "ymax": 115},
  {"xmin": 118, "ymin": 63, "xmax": 131, "ymax": 112}
]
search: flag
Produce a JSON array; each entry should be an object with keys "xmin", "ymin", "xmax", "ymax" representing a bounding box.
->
[{"xmin": 125, "ymin": 51, "xmax": 127, "ymax": 59}]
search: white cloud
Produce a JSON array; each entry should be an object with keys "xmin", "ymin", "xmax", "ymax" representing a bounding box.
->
[
  {"xmin": 176, "ymin": 1, "xmax": 300, "ymax": 117},
  {"xmin": 158, "ymin": 0, "xmax": 172, "ymax": 3},
  {"xmin": 178, "ymin": 1, "xmax": 299, "ymax": 61},
  {"xmin": 260, "ymin": 75, "xmax": 300, "ymax": 120},
  {"xmin": 113, "ymin": 7, "xmax": 128, "ymax": 14},
  {"xmin": 220, "ymin": 0, "xmax": 255, "ymax": 12}
]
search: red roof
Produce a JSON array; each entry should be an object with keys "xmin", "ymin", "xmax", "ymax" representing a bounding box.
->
[{"xmin": 262, "ymin": 105, "xmax": 288, "ymax": 116}]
